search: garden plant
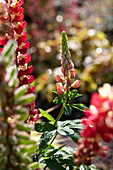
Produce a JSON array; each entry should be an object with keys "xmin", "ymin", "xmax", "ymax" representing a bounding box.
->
[{"xmin": 0, "ymin": 0, "xmax": 113, "ymax": 170}]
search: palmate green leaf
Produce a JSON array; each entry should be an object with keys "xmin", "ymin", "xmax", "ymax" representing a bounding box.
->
[
  {"xmin": 15, "ymin": 107, "xmax": 28, "ymax": 121},
  {"xmin": 61, "ymin": 146, "xmax": 77, "ymax": 155},
  {"xmin": 46, "ymin": 145, "xmax": 65, "ymax": 157},
  {"xmin": 35, "ymin": 122, "xmax": 56, "ymax": 132},
  {"xmin": 19, "ymin": 112, "xmax": 28, "ymax": 121},
  {"xmin": 20, "ymin": 156, "xmax": 31, "ymax": 164},
  {"xmin": 1, "ymin": 40, "xmax": 17, "ymax": 69},
  {"xmin": 39, "ymin": 109, "xmax": 55, "ymax": 122},
  {"xmin": 45, "ymin": 159, "xmax": 65, "ymax": 170},
  {"xmin": 16, "ymin": 133, "xmax": 29, "ymax": 140},
  {"xmin": 5, "ymin": 54, "xmax": 14, "ymax": 68},
  {"xmin": 59, "ymin": 156, "xmax": 74, "ymax": 167},
  {"xmin": 71, "ymin": 131, "xmax": 80, "ymax": 143},
  {"xmin": 15, "ymin": 107, "xmax": 28, "ymax": 115},
  {"xmin": 14, "ymin": 85, "xmax": 28, "ymax": 99},
  {"xmin": 11, "ymin": 78, "xmax": 19, "ymax": 88},
  {"xmin": 70, "ymin": 103, "xmax": 87, "ymax": 112},
  {"xmin": 57, "ymin": 127, "xmax": 74, "ymax": 137},
  {"xmin": 18, "ymin": 139, "xmax": 36, "ymax": 145},
  {"xmin": 39, "ymin": 130, "xmax": 56, "ymax": 151},
  {"xmin": 53, "ymin": 96, "xmax": 63, "ymax": 105},
  {"xmin": 58, "ymin": 119, "xmax": 82, "ymax": 128},
  {"xmin": 68, "ymin": 89, "xmax": 82, "ymax": 103},
  {"xmin": 88, "ymin": 164, "xmax": 98, "ymax": 170},
  {"xmin": 64, "ymin": 105, "xmax": 72, "ymax": 116},
  {"xmin": 16, "ymin": 123, "xmax": 31, "ymax": 132},
  {"xmin": 68, "ymin": 124, "xmax": 84, "ymax": 129},
  {"xmin": 78, "ymin": 164, "xmax": 90, "ymax": 170},
  {"xmin": 19, "ymin": 145, "xmax": 37, "ymax": 155},
  {"xmin": 15, "ymin": 164, "xmax": 29, "ymax": 170},
  {"xmin": 52, "ymin": 90, "xmax": 58, "ymax": 94},
  {"xmin": 29, "ymin": 162, "xmax": 39, "ymax": 169},
  {"xmin": 17, "ymin": 94, "xmax": 36, "ymax": 105},
  {"xmin": 1, "ymin": 39, "xmax": 16, "ymax": 57},
  {"xmin": 10, "ymin": 66, "xmax": 16, "ymax": 79}
]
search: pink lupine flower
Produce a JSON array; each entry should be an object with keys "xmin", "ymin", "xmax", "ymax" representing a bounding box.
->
[
  {"xmin": 73, "ymin": 83, "xmax": 113, "ymax": 166},
  {"xmin": 56, "ymin": 31, "xmax": 81, "ymax": 95}
]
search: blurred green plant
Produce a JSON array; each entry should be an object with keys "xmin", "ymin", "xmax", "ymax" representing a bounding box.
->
[{"xmin": 0, "ymin": 39, "xmax": 38, "ymax": 169}]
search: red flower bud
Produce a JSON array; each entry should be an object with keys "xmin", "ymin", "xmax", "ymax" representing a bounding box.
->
[
  {"xmin": 22, "ymin": 75, "xmax": 34, "ymax": 85},
  {"xmin": 18, "ymin": 69, "xmax": 24, "ymax": 77},
  {"xmin": 25, "ymin": 53, "xmax": 31, "ymax": 63},
  {"xmin": 68, "ymin": 60, "xmax": 74, "ymax": 69},
  {"xmin": 19, "ymin": 58, "xmax": 25, "ymax": 65},
  {"xmin": 56, "ymin": 83, "xmax": 64, "ymax": 95},
  {"xmin": 28, "ymin": 86, "xmax": 35, "ymax": 93},
  {"xmin": 30, "ymin": 109, "xmax": 38, "ymax": 116},
  {"xmin": 21, "ymin": 31, "xmax": 27, "ymax": 42},
  {"xmin": 0, "ymin": 37, "xmax": 5, "ymax": 45},
  {"xmin": 28, "ymin": 75, "xmax": 34, "ymax": 84},
  {"xmin": 71, "ymin": 80, "xmax": 81, "ymax": 88},
  {"xmin": 67, "ymin": 78, "xmax": 71, "ymax": 86},
  {"xmin": 56, "ymin": 75, "xmax": 63, "ymax": 82},
  {"xmin": 24, "ymin": 65, "xmax": 33, "ymax": 75},
  {"xmin": 61, "ymin": 66, "xmax": 67, "ymax": 76},
  {"xmin": 70, "ymin": 69, "xmax": 76, "ymax": 78}
]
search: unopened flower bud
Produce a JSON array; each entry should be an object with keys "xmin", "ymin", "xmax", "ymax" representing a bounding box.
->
[
  {"xmin": 71, "ymin": 79, "xmax": 81, "ymax": 88},
  {"xmin": 56, "ymin": 75, "xmax": 63, "ymax": 82},
  {"xmin": 56, "ymin": 83, "xmax": 64, "ymax": 95},
  {"xmin": 70, "ymin": 69, "xmax": 76, "ymax": 78},
  {"xmin": 61, "ymin": 66, "xmax": 67, "ymax": 76},
  {"xmin": 68, "ymin": 60, "xmax": 74, "ymax": 69},
  {"xmin": 67, "ymin": 78, "xmax": 71, "ymax": 86}
]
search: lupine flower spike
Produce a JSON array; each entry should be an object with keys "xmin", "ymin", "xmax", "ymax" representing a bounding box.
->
[
  {"xmin": 0, "ymin": 0, "xmax": 39, "ymax": 122},
  {"xmin": 73, "ymin": 83, "xmax": 113, "ymax": 166},
  {"xmin": 56, "ymin": 31, "xmax": 81, "ymax": 95}
]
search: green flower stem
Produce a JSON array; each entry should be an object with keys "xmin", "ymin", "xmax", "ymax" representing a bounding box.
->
[
  {"xmin": 54, "ymin": 104, "xmax": 65, "ymax": 126},
  {"xmin": 49, "ymin": 131, "xmax": 58, "ymax": 145},
  {"xmin": 46, "ymin": 104, "xmax": 65, "ymax": 149},
  {"xmin": 42, "ymin": 132, "xmax": 58, "ymax": 158}
]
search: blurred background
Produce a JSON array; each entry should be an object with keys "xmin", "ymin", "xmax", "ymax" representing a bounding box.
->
[{"xmin": 23, "ymin": 0, "xmax": 113, "ymax": 119}]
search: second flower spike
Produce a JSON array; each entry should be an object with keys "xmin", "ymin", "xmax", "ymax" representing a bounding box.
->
[{"xmin": 56, "ymin": 31, "xmax": 81, "ymax": 95}]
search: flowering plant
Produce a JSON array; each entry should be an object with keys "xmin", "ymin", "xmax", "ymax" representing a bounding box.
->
[
  {"xmin": 0, "ymin": 0, "xmax": 113, "ymax": 170},
  {"xmin": 74, "ymin": 83, "xmax": 113, "ymax": 168},
  {"xmin": 32, "ymin": 31, "xmax": 88, "ymax": 170}
]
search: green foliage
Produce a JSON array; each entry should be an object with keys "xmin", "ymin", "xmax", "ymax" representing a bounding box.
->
[
  {"xmin": 70, "ymin": 103, "xmax": 87, "ymax": 112},
  {"xmin": 0, "ymin": 36, "xmax": 98, "ymax": 170},
  {"xmin": 17, "ymin": 93, "xmax": 36, "ymax": 105},
  {"xmin": 29, "ymin": 162, "xmax": 39, "ymax": 169},
  {"xmin": 33, "ymin": 31, "xmax": 88, "ymax": 169},
  {"xmin": 0, "ymin": 40, "xmax": 37, "ymax": 169},
  {"xmin": 77, "ymin": 164, "xmax": 98, "ymax": 170},
  {"xmin": 68, "ymin": 90, "xmax": 82, "ymax": 103},
  {"xmin": 39, "ymin": 108, "xmax": 55, "ymax": 122},
  {"xmin": 35, "ymin": 122, "xmax": 56, "ymax": 132},
  {"xmin": 53, "ymin": 94, "xmax": 64, "ymax": 105},
  {"xmin": 34, "ymin": 118, "xmax": 84, "ymax": 169},
  {"xmin": 1, "ymin": 39, "xmax": 16, "ymax": 68},
  {"xmin": 14, "ymin": 85, "xmax": 28, "ymax": 99},
  {"xmin": 64, "ymin": 105, "xmax": 72, "ymax": 116}
]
